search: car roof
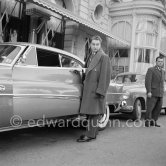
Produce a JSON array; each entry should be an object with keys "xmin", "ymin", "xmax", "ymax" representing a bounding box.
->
[
  {"xmin": 1, "ymin": 42, "xmax": 85, "ymax": 65},
  {"xmin": 117, "ymin": 72, "xmax": 145, "ymax": 76}
]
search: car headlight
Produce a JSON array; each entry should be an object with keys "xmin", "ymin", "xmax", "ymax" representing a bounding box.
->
[
  {"xmin": 121, "ymin": 100, "xmax": 127, "ymax": 107},
  {"xmin": 120, "ymin": 92, "xmax": 130, "ymax": 100}
]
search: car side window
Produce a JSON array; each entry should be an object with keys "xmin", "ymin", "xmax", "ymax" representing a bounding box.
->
[
  {"xmin": 115, "ymin": 76, "xmax": 123, "ymax": 84},
  {"xmin": 124, "ymin": 75, "xmax": 132, "ymax": 83},
  {"xmin": 135, "ymin": 75, "xmax": 145, "ymax": 83},
  {"xmin": 60, "ymin": 55, "xmax": 82, "ymax": 68},
  {"xmin": 36, "ymin": 48, "xmax": 60, "ymax": 67},
  {"xmin": 124, "ymin": 77, "xmax": 131, "ymax": 83},
  {"xmin": 17, "ymin": 46, "xmax": 37, "ymax": 66}
]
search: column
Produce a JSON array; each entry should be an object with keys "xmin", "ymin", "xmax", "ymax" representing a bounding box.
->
[
  {"xmin": 156, "ymin": 16, "xmax": 162, "ymax": 59},
  {"xmin": 64, "ymin": 21, "xmax": 79, "ymax": 53},
  {"xmin": 129, "ymin": 12, "xmax": 137, "ymax": 72}
]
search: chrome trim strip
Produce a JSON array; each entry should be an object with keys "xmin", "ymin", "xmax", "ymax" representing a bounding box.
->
[
  {"xmin": 0, "ymin": 125, "xmax": 30, "ymax": 132},
  {"xmin": 13, "ymin": 65, "xmax": 83, "ymax": 70},
  {"xmin": 0, "ymin": 64, "xmax": 12, "ymax": 67},
  {"xmin": 14, "ymin": 96, "xmax": 80, "ymax": 100},
  {"xmin": 0, "ymin": 93, "xmax": 125, "ymax": 96},
  {"xmin": 0, "ymin": 93, "xmax": 80, "ymax": 100},
  {"xmin": 0, "ymin": 94, "xmax": 13, "ymax": 96}
]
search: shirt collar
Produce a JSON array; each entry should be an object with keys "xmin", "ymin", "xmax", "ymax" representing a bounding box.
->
[{"xmin": 156, "ymin": 66, "xmax": 161, "ymax": 71}]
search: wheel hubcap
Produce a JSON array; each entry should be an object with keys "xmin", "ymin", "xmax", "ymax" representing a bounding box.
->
[{"xmin": 136, "ymin": 101, "xmax": 142, "ymax": 119}]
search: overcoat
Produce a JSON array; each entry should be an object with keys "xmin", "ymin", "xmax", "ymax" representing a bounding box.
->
[
  {"xmin": 145, "ymin": 66, "xmax": 165, "ymax": 97},
  {"xmin": 80, "ymin": 49, "xmax": 111, "ymax": 115}
]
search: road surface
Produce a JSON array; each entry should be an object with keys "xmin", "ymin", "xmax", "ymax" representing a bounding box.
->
[{"xmin": 0, "ymin": 112, "xmax": 166, "ymax": 166}]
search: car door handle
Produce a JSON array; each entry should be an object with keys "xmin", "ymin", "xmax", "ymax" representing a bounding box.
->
[
  {"xmin": 69, "ymin": 69, "xmax": 80, "ymax": 74},
  {"xmin": 0, "ymin": 85, "xmax": 5, "ymax": 91}
]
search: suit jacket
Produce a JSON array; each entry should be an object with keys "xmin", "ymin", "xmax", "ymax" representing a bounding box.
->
[
  {"xmin": 145, "ymin": 66, "xmax": 165, "ymax": 97},
  {"xmin": 79, "ymin": 49, "xmax": 111, "ymax": 115}
]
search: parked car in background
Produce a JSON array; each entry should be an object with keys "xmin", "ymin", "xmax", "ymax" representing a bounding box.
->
[
  {"xmin": 107, "ymin": 72, "xmax": 166, "ymax": 120},
  {"xmin": 0, "ymin": 42, "xmax": 112, "ymax": 132}
]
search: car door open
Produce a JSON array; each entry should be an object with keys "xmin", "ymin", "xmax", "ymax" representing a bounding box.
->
[{"xmin": 12, "ymin": 46, "xmax": 83, "ymax": 124}]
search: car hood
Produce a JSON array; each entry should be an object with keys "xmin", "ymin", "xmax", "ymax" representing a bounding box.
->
[
  {"xmin": 108, "ymin": 82, "xmax": 145, "ymax": 93},
  {"xmin": 108, "ymin": 82, "xmax": 124, "ymax": 93},
  {"xmin": 107, "ymin": 82, "xmax": 124, "ymax": 103},
  {"xmin": 122, "ymin": 83, "xmax": 145, "ymax": 93}
]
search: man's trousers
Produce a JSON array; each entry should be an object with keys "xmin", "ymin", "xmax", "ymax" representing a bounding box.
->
[
  {"xmin": 145, "ymin": 96, "xmax": 163, "ymax": 122},
  {"xmin": 85, "ymin": 115, "xmax": 99, "ymax": 138}
]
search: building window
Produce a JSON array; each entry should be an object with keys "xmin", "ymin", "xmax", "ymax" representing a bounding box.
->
[
  {"xmin": 115, "ymin": 49, "xmax": 129, "ymax": 57},
  {"xmin": 160, "ymin": 23, "xmax": 166, "ymax": 54},
  {"xmin": 84, "ymin": 38, "xmax": 91, "ymax": 62},
  {"xmin": 160, "ymin": 53, "xmax": 165, "ymax": 69},
  {"xmin": 145, "ymin": 49, "xmax": 150, "ymax": 63},
  {"xmin": 94, "ymin": 5, "xmax": 103, "ymax": 20},
  {"xmin": 135, "ymin": 20, "xmax": 158, "ymax": 47},
  {"xmin": 135, "ymin": 48, "xmax": 155, "ymax": 63},
  {"xmin": 111, "ymin": 21, "xmax": 132, "ymax": 42},
  {"xmin": 92, "ymin": 4, "xmax": 105, "ymax": 23}
]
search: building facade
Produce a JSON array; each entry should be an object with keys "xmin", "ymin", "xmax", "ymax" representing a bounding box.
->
[
  {"xmin": 0, "ymin": 0, "xmax": 166, "ymax": 77},
  {"xmin": 109, "ymin": 0, "xmax": 166, "ymax": 75}
]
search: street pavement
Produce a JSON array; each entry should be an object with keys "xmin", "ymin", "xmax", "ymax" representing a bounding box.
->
[{"xmin": 0, "ymin": 112, "xmax": 166, "ymax": 166}]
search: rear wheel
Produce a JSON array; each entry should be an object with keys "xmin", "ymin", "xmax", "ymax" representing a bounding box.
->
[
  {"xmin": 132, "ymin": 99, "xmax": 142, "ymax": 121},
  {"xmin": 98, "ymin": 105, "xmax": 110, "ymax": 131}
]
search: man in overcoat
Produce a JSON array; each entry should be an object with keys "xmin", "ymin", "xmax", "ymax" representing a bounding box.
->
[
  {"xmin": 145, "ymin": 56, "xmax": 165, "ymax": 127},
  {"xmin": 77, "ymin": 35, "xmax": 111, "ymax": 142}
]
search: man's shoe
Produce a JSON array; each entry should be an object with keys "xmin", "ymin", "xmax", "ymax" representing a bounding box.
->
[
  {"xmin": 150, "ymin": 121, "xmax": 155, "ymax": 126},
  {"xmin": 154, "ymin": 123, "xmax": 161, "ymax": 127},
  {"xmin": 145, "ymin": 124, "xmax": 150, "ymax": 127},
  {"xmin": 145, "ymin": 122, "xmax": 150, "ymax": 127},
  {"xmin": 77, "ymin": 135, "xmax": 96, "ymax": 142}
]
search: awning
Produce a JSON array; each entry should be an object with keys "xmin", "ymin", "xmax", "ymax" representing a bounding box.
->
[
  {"xmin": 26, "ymin": 8, "xmax": 50, "ymax": 19},
  {"xmin": 28, "ymin": 0, "xmax": 130, "ymax": 47}
]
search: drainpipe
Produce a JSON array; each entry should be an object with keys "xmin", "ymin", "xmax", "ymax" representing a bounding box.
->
[
  {"xmin": 156, "ymin": 16, "xmax": 162, "ymax": 60},
  {"xmin": 129, "ymin": 12, "xmax": 137, "ymax": 72}
]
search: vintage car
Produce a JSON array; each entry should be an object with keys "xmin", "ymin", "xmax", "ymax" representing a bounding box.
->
[
  {"xmin": 0, "ymin": 42, "xmax": 112, "ymax": 132},
  {"xmin": 107, "ymin": 72, "xmax": 166, "ymax": 120}
]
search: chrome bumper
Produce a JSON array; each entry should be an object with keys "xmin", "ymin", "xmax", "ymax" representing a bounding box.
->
[{"xmin": 114, "ymin": 100, "xmax": 133, "ymax": 113}]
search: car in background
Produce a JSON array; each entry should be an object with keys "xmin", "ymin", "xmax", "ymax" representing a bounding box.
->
[{"xmin": 107, "ymin": 72, "xmax": 166, "ymax": 120}]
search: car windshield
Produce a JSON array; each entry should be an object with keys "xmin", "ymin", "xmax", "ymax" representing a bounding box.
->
[
  {"xmin": 134, "ymin": 75, "xmax": 145, "ymax": 83},
  {"xmin": 0, "ymin": 45, "xmax": 21, "ymax": 64},
  {"xmin": 115, "ymin": 74, "xmax": 145, "ymax": 84}
]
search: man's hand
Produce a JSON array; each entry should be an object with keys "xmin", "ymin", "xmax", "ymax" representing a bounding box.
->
[{"xmin": 147, "ymin": 92, "xmax": 152, "ymax": 98}]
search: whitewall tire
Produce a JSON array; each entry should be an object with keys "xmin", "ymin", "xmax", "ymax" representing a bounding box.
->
[{"xmin": 98, "ymin": 105, "xmax": 110, "ymax": 131}]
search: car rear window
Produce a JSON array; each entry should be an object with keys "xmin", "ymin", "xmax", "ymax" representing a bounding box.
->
[
  {"xmin": 0, "ymin": 45, "xmax": 21, "ymax": 64},
  {"xmin": 115, "ymin": 74, "xmax": 145, "ymax": 84}
]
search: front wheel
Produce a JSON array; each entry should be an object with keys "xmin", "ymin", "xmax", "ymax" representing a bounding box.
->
[
  {"xmin": 98, "ymin": 105, "xmax": 110, "ymax": 131},
  {"xmin": 132, "ymin": 99, "xmax": 142, "ymax": 121}
]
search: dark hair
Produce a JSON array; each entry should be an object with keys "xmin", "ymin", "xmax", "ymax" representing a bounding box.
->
[
  {"xmin": 156, "ymin": 56, "xmax": 163, "ymax": 62},
  {"xmin": 90, "ymin": 35, "xmax": 102, "ymax": 43}
]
